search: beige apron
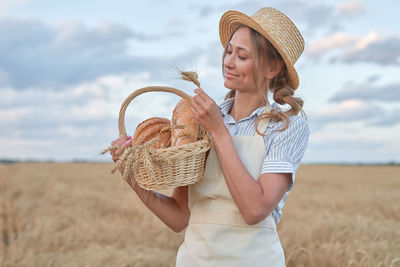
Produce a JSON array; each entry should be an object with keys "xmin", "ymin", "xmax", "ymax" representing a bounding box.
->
[{"xmin": 175, "ymin": 102, "xmax": 286, "ymax": 267}]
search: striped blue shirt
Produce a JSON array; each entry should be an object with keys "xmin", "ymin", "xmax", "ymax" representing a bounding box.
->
[{"xmin": 216, "ymin": 97, "xmax": 310, "ymax": 224}]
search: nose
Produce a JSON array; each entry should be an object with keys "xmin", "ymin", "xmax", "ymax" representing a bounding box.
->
[{"xmin": 223, "ymin": 52, "xmax": 235, "ymax": 70}]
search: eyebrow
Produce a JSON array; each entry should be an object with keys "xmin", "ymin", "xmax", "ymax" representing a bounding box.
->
[{"xmin": 228, "ymin": 42, "xmax": 251, "ymax": 53}]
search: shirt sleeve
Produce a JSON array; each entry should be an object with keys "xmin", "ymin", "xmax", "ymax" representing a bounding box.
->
[{"xmin": 260, "ymin": 116, "xmax": 310, "ymax": 192}]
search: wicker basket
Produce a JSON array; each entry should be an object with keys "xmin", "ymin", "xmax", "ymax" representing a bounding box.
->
[{"xmin": 101, "ymin": 86, "xmax": 211, "ymax": 191}]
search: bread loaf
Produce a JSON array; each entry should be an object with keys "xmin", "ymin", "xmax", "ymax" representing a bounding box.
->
[
  {"xmin": 171, "ymin": 98, "xmax": 199, "ymax": 146},
  {"xmin": 132, "ymin": 117, "xmax": 171, "ymax": 149}
]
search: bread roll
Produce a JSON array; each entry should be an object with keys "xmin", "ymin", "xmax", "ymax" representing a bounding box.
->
[
  {"xmin": 132, "ymin": 117, "xmax": 171, "ymax": 149},
  {"xmin": 171, "ymin": 98, "xmax": 199, "ymax": 146}
]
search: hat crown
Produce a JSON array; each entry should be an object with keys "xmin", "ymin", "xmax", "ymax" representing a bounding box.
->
[{"xmin": 251, "ymin": 7, "xmax": 304, "ymax": 65}]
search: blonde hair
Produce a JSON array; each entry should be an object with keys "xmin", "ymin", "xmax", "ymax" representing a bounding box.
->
[{"xmin": 221, "ymin": 24, "xmax": 306, "ymax": 134}]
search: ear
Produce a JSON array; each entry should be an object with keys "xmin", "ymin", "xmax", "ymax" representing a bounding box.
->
[{"xmin": 264, "ymin": 60, "xmax": 283, "ymax": 80}]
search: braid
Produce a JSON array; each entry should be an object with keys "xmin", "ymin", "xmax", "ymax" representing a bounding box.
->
[{"xmin": 267, "ymin": 65, "xmax": 306, "ymax": 132}]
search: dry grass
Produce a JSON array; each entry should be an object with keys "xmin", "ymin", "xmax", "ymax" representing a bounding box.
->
[{"xmin": 0, "ymin": 163, "xmax": 399, "ymax": 267}]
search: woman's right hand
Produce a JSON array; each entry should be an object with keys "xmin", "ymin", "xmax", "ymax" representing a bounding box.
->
[
  {"xmin": 109, "ymin": 135, "xmax": 132, "ymax": 176},
  {"xmin": 109, "ymin": 135, "xmax": 132, "ymax": 163},
  {"xmin": 109, "ymin": 135, "xmax": 143, "ymax": 191}
]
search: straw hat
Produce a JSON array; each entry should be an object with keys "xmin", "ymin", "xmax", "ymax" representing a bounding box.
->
[{"xmin": 219, "ymin": 7, "xmax": 304, "ymax": 89}]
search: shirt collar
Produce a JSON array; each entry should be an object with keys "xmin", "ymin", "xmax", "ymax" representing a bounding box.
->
[{"xmin": 218, "ymin": 97, "xmax": 278, "ymax": 119}]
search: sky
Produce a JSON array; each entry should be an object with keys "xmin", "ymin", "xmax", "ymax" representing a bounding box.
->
[{"xmin": 0, "ymin": 0, "xmax": 399, "ymax": 163}]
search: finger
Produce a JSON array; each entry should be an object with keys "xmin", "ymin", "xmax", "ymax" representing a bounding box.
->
[
  {"xmin": 191, "ymin": 98, "xmax": 205, "ymax": 114},
  {"xmin": 115, "ymin": 139, "xmax": 132, "ymax": 156},
  {"xmin": 110, "ymin": 147, "xmax": 117, "ymax": 158},
  {"xmin": 190, "ymin": 106, "xmax": 198, "ymax": 119},
  {"xmin": 110, "ymin": 140, "xmax": 118, "ymax": 155},
  {"xmin": 115, "ymin": 136, "xmax": 131, "ymax": 147},
  {"xmin": 193, "ymin": 94, "xmax": 205, "ymax": 107},
  {"xmin": 112, "ymin": 137, "xmax": 125, "ymax": 150},
  {"xmin": 114, "ymin": 141, "xmax": 131, "ymax": 161},
  {"xmin": 120, "ymin": 135, "xmax": 131, "ymax": 142},
  {"xmin": 111, "ymin": 136, "xmax": 130, "ymax": 154},
  {"xmin": 194, "ymin": 87, "xmax": 211, "ymax": 102}
]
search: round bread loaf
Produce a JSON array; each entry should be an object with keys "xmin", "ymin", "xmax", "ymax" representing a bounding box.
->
[
  {"xmin": 132, "ymin": 117, "xmax": 171, "ymax": 149},
  {"xmin": 171, "ymin": 98, "xmax": 199, "ymax": 146}
]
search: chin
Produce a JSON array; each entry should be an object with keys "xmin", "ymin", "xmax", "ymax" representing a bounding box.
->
[{"xmin": 224, "ymin": 81, "xmax": 239, "ymax": 90}]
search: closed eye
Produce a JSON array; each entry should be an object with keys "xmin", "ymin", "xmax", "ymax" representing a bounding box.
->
[{"xmin": 226, "ymin": 51, "xmax": 247, "ymax": 60}]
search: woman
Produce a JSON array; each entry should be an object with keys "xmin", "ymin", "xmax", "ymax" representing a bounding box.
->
[{"xmin": 110, "ymin": 7, "xmax": 310, "ymax": 267}]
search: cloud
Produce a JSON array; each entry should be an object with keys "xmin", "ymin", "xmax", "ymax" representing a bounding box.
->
[
  {"xmin": 198, "ymin": 5, "xmax": 215, "ymax": 18},
  {"xmin": 306, "ymin": 32, "xmax": 379, "ymax": 58},
  {"xmin": 337, "ymin": 0, "xmax": 366, "ymax": 16},
  {"xmin": 307, "ymin": 31, "xmax": 400, "ymax": 65},
  {"xmin": 0, "ymin": 0, "xmax": 32, "ymax": 14},
  {"xmin": 369, "ymin": 108, "xmax": 400, "ymax": 127},
  {"xmin": 277, "ymin": 1, "xmax": 340, "ymax": 34},
  {"xmin": 307, "ymin": 78, "xmax": 400, "ymax": 130},
  {"xmin": 329, "ymin": 81, "xmax": 400, "ymax": 102},
  {"xmin": 165, "ymin": 18, "xmax": 186, "ymax": 28},
  {"xmin": 308, "ymin": 99, "xmax": 383, "ymax": 126},
  {"xmin": 306, "ymin": 121, "xmax": 400, "ymax": 163},
  {"xmin": 186, "ymin": 3, "xmax": 215, "ymax": 18},
  {"xmin": 187, "ymin": 0, "xmax": 368, "ymax": 41},
  {"xmin": 340, "ymin": 35, "xmax": 400, "ymax": 65},
  {"xmin": 306, "ymin": 135, "xmax": 390, "ymax": 163},
  {"xmin": 0, "ymin": 14, "xmax": 212, "ymax": 160},
  {"xmin": 306, "ymin": 32, "xmax": 358, "ymax": 59},
  {"xmin": 0, "ymin": 72, "xmax": 179, "ymax": 136},
  {"xmin": 218, "ymin": 0, "xmax": 340, "ymax": 35},
  {"xmin": 306, "ymin": 79, "xmax": 400, "ymax": 128},
  {"xmin": 366, "ymin": 74, "xmax": 381, "ymax": 83},
  {"xmin": 0, "ymin": 18, "xmax": 173, "ymax": 90},
  {"xmin": 0, "ymin": 71, "xmax": 186, "ymax": 161}
]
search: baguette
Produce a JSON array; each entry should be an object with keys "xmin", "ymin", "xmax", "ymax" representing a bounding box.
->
[
  {"xmin": 132, "ymin": 117, "xmax": 171, "ymax": 149},
  {"xmin": 171, "ymin": 98, "xmax": 199, "ymax": 146}
]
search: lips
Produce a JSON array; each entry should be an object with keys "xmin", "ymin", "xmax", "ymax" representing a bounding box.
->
[{"xmin": 226, "ymin": 72, "xmax": 238, "ymax": 77}]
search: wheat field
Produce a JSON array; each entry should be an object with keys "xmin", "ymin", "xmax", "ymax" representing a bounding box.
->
[{"xmin": 0, "ymin": 163, "xmax": 399, "ymax": 267}]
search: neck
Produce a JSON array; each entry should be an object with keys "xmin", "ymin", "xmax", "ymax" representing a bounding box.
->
[{"xmin": 229, "ymin": 91, "xmax": 267, "ymax": 122}]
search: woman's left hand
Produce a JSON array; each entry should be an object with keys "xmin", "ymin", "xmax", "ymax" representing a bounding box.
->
[{"xmin": 191, "ymin": 87, "xmax": 226, "ymax": 138}]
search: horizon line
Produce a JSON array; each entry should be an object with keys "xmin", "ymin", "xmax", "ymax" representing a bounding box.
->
[{"xmin": 0, "ymin": 158, "xmax": 399, "ymax": 166}]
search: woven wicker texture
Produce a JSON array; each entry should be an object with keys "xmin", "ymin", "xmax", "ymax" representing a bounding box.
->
[
  {"xmin": 101, "ymin": 73, "xmax": 211, "ymax": 191},
  {"xmin": 219, "ymin": 7, "xmax": 304, "ymax": 89}
]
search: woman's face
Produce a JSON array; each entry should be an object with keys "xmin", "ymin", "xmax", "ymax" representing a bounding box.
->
[{"xmin": 223, "ymin": 26, "xmax": 256, "ymax": 92}]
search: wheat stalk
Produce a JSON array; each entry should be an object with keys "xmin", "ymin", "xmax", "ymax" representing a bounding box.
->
[{"xmin": 178, "ymin": 68, "xmax": 201, "ymax": 88}]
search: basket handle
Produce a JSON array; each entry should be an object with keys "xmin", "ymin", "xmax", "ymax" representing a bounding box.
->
[{"xmin": 118, "ymin": 86, "xmax": 205, "ymax": 140}]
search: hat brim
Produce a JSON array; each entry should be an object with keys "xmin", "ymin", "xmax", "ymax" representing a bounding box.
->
[{"xmin": 219, "ymin": 10, "xmax": 300, "ymax": 89}]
